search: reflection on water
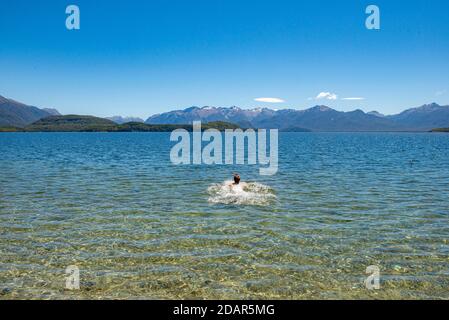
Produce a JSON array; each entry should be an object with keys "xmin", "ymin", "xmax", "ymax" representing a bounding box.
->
[{"xmin": 0, "ymin": 132, "xmax": 449, "ymax": 299}]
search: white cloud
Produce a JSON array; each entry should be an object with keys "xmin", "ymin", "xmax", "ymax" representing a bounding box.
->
[
  {"xmin": 315, "ymin": 92, "xmax": 338, "ymax": 100},
  {"xmin": 435, "ymin": 90, "xmax": 446, "ymax": 96},
  {"xmin": 342, "ymin": 97, "xmax": 365, "ymax": 100},
  {"xmin": 254, "ymin": 97, "xmax": 285, "ymax": 103}
]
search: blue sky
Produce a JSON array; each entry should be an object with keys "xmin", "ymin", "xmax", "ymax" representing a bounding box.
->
[{"xmin": 1, "ymin": 0, "xmax": 448, "ymax": 118}]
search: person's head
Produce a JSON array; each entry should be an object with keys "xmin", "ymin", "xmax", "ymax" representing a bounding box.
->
[{"xmin": 233, "ymin": 174, "xmax": 240, "ymax": 184}]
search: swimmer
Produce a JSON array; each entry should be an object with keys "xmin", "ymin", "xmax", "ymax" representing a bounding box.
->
[
  {"xmin": 228, "ymin": 173, "xmax": 246, "ymax": 192},
  {"xmin": 233, "ymin": 173, "xmax": 241, "ymax": 185}
]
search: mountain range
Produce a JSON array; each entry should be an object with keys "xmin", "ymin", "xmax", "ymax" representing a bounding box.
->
[
  {"xmin": 105, "ymin": 116, "xmax": 144, "ymax": 124},
  {"xmin": 1, "ymin": 94, "xmax": 449, "ymax": 131},
  {"xmin": 146, "ymin": 103, "xmax": 449, "ymax": 131},
  {"xmin": 0, "ymin": 95, "xmax": 60, "ymax": 127}
]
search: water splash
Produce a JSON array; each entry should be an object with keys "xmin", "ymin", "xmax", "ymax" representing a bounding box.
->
[{"xmin": 207, "ymin": 180, "xmax": 276, "ymax": 206}]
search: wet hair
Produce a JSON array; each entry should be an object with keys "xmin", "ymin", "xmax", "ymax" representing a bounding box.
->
[{"xmin": 233, "ymin": 174, "xmax": 240, "ymax": 184}]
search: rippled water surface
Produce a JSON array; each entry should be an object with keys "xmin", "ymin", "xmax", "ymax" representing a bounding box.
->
[{"xmin": 1, "ymin": 132, "xmax": 449, "ymax": 299}]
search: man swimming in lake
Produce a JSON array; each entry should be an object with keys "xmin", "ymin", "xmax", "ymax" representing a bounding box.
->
[{"xmin": 233, "ymin": 174, "xmax": 241, "ymax": 185}]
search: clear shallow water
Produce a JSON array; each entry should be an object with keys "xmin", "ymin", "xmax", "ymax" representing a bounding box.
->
[{"xmin": 0, "ymin": 132, "xmax": 448, "ymax": 299}]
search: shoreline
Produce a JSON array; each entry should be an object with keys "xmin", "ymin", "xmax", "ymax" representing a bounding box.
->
[{"xmin": 0, "ymin": 130, "xmax": 444, "ymax": 133}]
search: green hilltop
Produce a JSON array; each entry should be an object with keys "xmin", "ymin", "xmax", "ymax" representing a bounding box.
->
[
  {"xmin": 25, "ymin": 115, "xmax": 116, "ymax": 132},
  {"xmin": 1, "ymin": 115, "xmax": 241, "ymax": 132},
  {"xmin": 431, "ymin": 127, "xmax": 449, "ymax": 132}
]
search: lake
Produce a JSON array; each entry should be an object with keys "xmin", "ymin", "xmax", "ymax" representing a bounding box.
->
[{"xmin": 0, "ymin": 132, "xmax": 448, "ymax": 299}]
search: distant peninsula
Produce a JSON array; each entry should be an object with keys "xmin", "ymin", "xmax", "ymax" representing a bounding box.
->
[
  {"xmin": 431, "ymin": 127, "xmax": 449, "ymax": 132},
  {"xmin": 0, "ymin": 115, "xmax": 241, "ymax": 132}
]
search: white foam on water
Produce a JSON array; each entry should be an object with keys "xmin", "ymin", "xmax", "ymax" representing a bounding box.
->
[{"xmin": 207, "ymin": 180, "xmax": 276, "ymax": 206}]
